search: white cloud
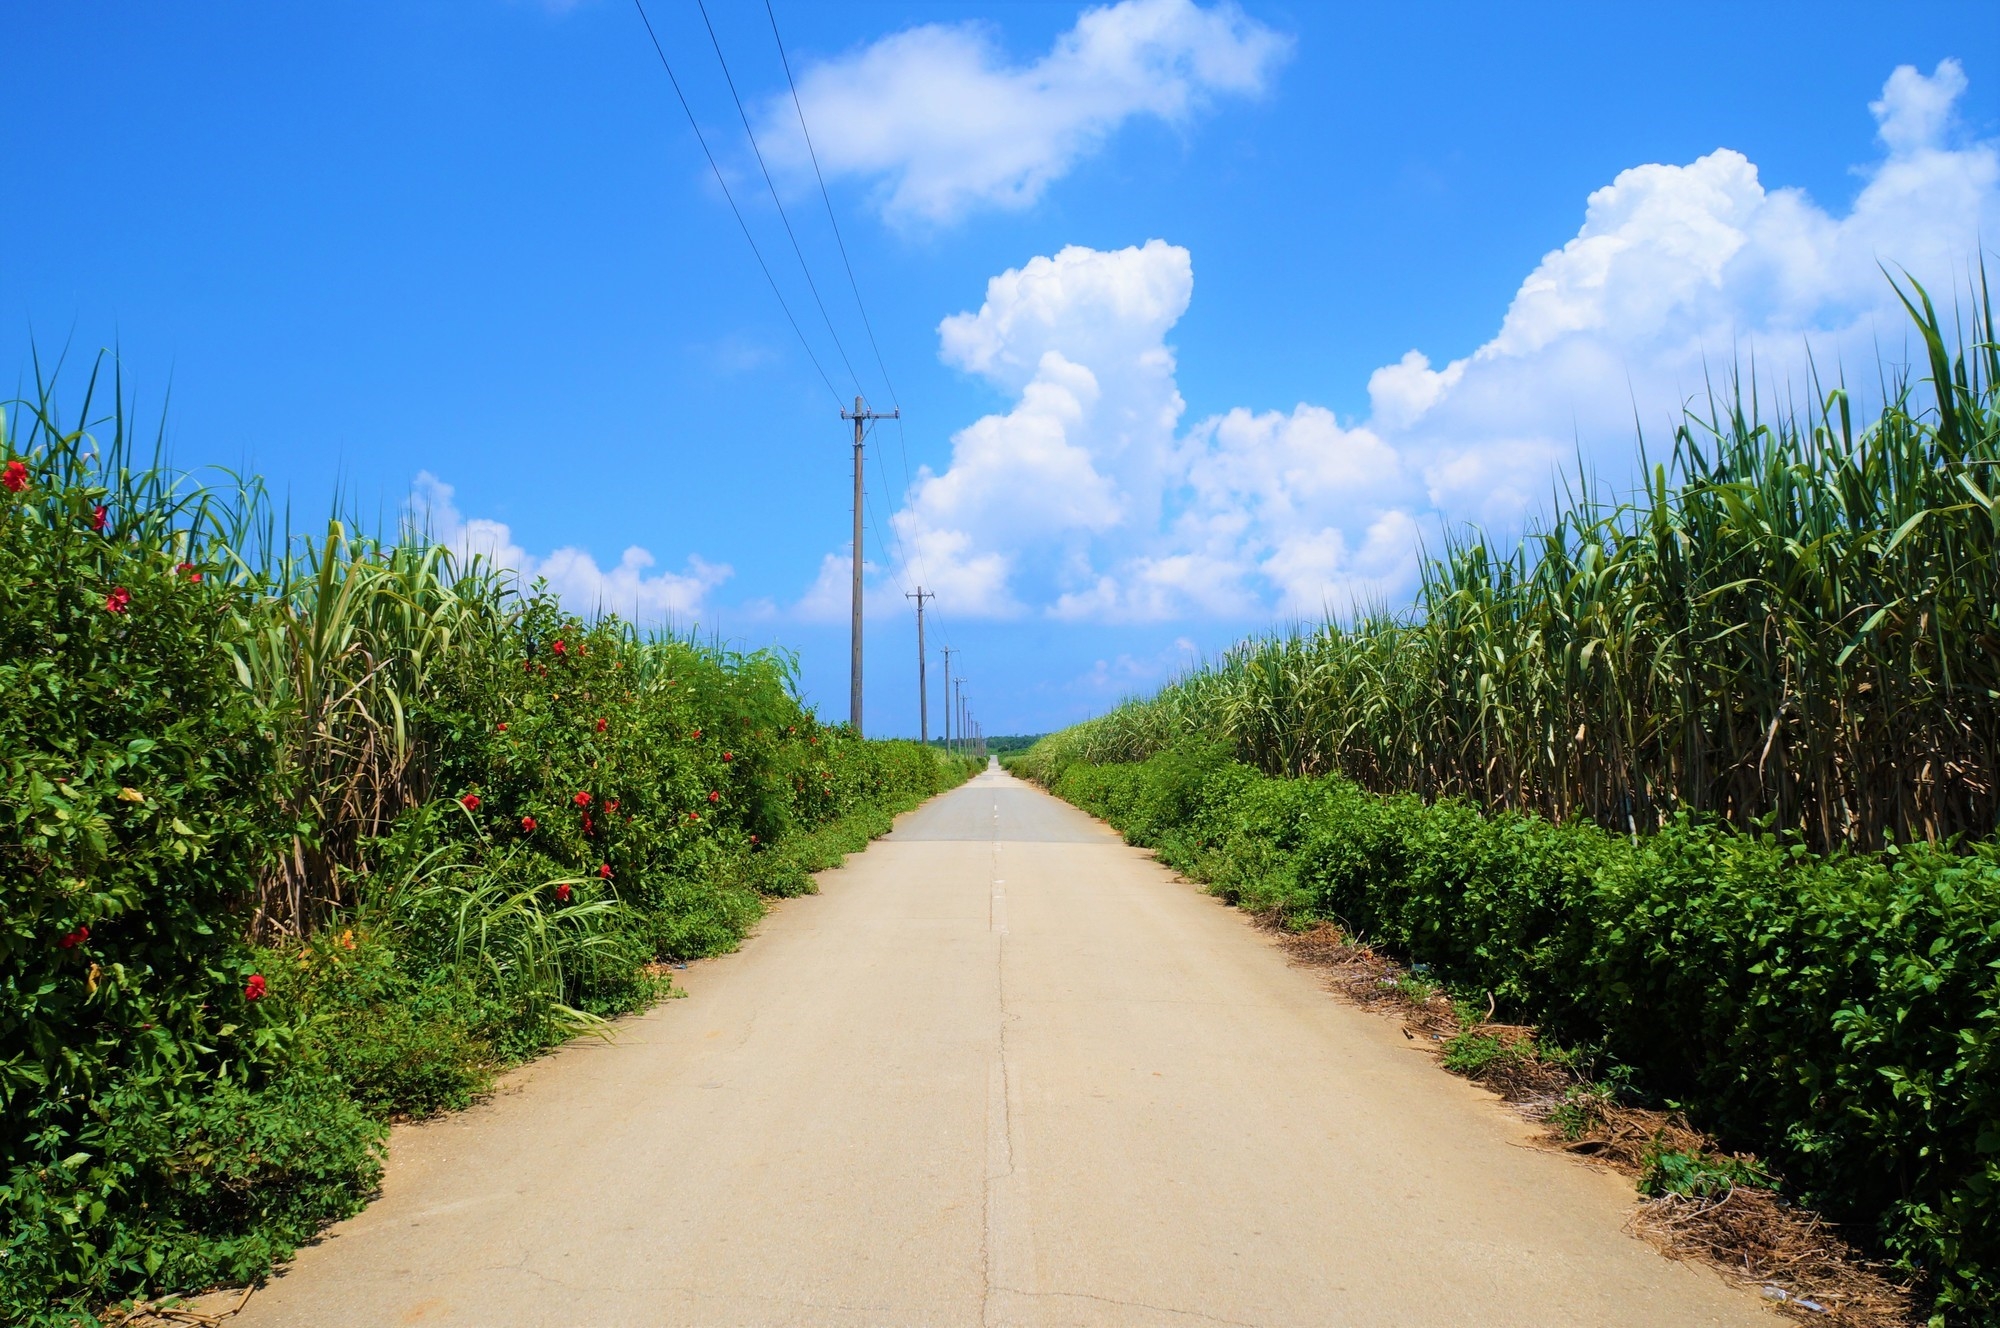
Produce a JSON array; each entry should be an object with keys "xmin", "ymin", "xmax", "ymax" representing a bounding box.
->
[
  {"xmin": 1258, "ymin": 511, "xmax": 1422, "ymax": 617},
  {"xmin": 1366, "ymin": 351, "xmax": 1463, "ymax": 432},
  {"xmin": 762, "ymin": 0, "xmax": 1289, "ymax": 226},
  {"xmin": 1394, "ymin": 58, "xmax": 1997, "ymax": 525},
  {"xmin": 887, "ymin": 240, "xmax": 1426, "ymax": 622},
  {"xmin": 852, "ymin": 59, "xmax": 1997, "ymax": 627},
  {"xmin": 791, "ymin": 549, "xmax": 914, "ymax": 622},
  {"xmin": 896, "ymin": 240, "xmax": 1240, "ymax": 621},
  {"xmin": 1873, "ymin": 58, "xmax": 1968, "ymax": 155},
  {"xmin": 409, "ymin": 473, "xmax": 729, "ymax": 627}
]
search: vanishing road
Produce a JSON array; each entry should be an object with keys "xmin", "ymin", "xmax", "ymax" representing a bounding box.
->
[{"xmin": 225, "ymin": 765, "xmax": 1769, "ymax": 1327}]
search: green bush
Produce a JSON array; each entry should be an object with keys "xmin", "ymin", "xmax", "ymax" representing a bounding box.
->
[
  {"xmin": 0, "ymin": 432, "xmax": 384, "ymax": 1320},
  {"xmin": 1033, "ymin": 743, "xmax": 2000, "ymax": 1323}
]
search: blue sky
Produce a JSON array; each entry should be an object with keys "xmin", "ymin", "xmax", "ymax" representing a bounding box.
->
[{"xmin": 6, "ymin": 1, "xmax": 1998, "ymax": 735}]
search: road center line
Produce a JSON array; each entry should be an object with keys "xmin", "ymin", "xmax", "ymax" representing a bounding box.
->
[{"xmin": 984, "ymin": 832, "xmax": 1033, "ymax": 1323}]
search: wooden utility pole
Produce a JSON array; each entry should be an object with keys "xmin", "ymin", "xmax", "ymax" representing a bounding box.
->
[
  {"xmin": 841, "ymin": 396, "xmax": 898, "ymax": 734},
  {"xmin": 940, "ymin": 645, "xmax": 954, "ymax": 752},
  {"xmin": 906, "ymin": 587, "xmax": 933, "ymax": 744}
]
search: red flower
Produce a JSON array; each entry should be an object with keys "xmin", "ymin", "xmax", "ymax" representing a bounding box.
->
[
  {"xmin": 749, "ymin": 834, "xmax": 759, "ymax": 845},
  {"xmin": 596, "ymin": 717, "xmax": 607, "ymax": 732},
  {"xmin": 58, "ymin": 924, "xmax": 89, "ymax": 949},
  {"xmin": 244, "ymin": 974, "xmax": 267, "ymax": 1001},
  {"xmin": 552, "ymin": 639, "xmax": 567, "ymax": 656},
  {"xmin": 460, "ymin": 793, "xmax": 480, "ymax": 811},
  {"xmin": 2, "ymin": 459, "xmax": 27, "ymax": 492},
  {"xmin": 555, "ymin": 883, "xmax": 573, "ymax": 903},
  {"xmin": 521, "ymin": 815, "xmax": 538, "ymax": 832},
  {"xmin": 691, "ymin": 729, "xmax": 702, "ymax": 740},
  {"xmin": 176, "ymin": 563, "xmax": 204, "ymax": 583},
  {"xmin": 708, "ymin": 790, "xmax": 720, "ymax": 803},
  {"xmin": 606, "ymin": 798, "xmax": 619, "ymax": 813},
  {"xmin": 91, "ymin": 505, "xmax": 108, "ymax": 531},
  {"xmin": 573, "ymin": 790, "xmax": 591, "ymax": 808},
  {"xmin": 598, "ymin": 863, "xmax": 612, "ymax": 879},
  {"xmin": 687, "ymin": 810, "xmax": 700, "ymax": 822},
  {"xmin": 583, "ymin": 814, "xmax": 594, "ymax": 835},
  {"xmin": 104, "ymin": 587, "xmax": 131, "ymax": 614},
  {"xmin": 497, "ymin": 722, "xmax": 508, "ymax": 732},
  {"xmin": 723, "ymin": 751, "xmax": 733, "ymax": 761}
]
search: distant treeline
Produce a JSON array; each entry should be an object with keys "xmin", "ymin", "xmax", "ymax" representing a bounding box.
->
[{"xmin": 929, "ymin": 732, "xmax": 1044, "ymax": 754}]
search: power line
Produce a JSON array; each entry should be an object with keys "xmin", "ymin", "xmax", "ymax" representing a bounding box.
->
[
  {"xmin": 694, "ymin": 0, "xmax": 863, "ymax": 398},
  {"xmin": 763, "ymin": 0, "xmax": 899, "ymax": 413},
  {"xmin": 764, "ymin": 0, "xmax": 930, "ymax": 599},
  {"xmin": 708, "ymin": 0, "xmax": 937, "ymax": 717},
  {"xmin": 638, "ymin": 0, "xmax": 948, "ymax": 738},
  {"xmin": 860, "ymin": 418, "xmax": 916, "ymax": 596},
  {"xmin": 629, "ymin": 0, "xmax": 842, "ymax": 406}
]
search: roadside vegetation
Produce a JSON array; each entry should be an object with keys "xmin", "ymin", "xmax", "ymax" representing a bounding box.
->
[
  {"xmin": 1014, "ymin": 273, "xmax": 2000, "ymax": 1326},
  {"xmin": 1, "ymin": 371, "xmax": 976, "ymax": 1325}
]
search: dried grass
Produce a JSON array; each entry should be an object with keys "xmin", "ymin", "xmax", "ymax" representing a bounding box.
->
[{"xmin": 100, "ymin": 1286, "xmax": 253, "ymax": 1327}]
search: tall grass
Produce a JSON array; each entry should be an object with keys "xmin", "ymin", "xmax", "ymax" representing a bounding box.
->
[
  {"xmin": 1038, "ymin": 272, "xmax": 2000, "ymax": 851},
  {"xmin": 229, "ymin": 524, "xmax": 517, "ymax": 932},
  {"xmin": 12, "ymin": 357, "xmax": 534, "ymax": 931}
]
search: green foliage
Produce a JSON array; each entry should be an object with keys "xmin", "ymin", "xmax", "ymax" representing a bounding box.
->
[
  {"xmin": 1439, "ymin": 1031, "xmax": 1522, "ymax": 1078},
  {"xmin": 1638, "ymin": 1148, "xmax": 1774, "ymax": 1200},
  {"xmin": 1, "ymin": 385, "xmax": 978, "ymax": 1322},
  {"xmin": 1031, "ymin": 745, "xmax": 2000, "ymax": 1322},
  {"xmin": 1016, "ymin": 270, "xmax": 2000, "ymax": 853},
  {"xmin": 0, "ymin": 399, "xmax": 358, "ymax": 1323},
  {"xmin": 278, "ymin": 926, "xmax": 495, "ymax": 1119}
]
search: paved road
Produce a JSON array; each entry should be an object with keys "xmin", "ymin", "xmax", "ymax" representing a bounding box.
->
[{"xmin": 224, "ymin": 765, "xmax": 1768, "ymax": 1327}]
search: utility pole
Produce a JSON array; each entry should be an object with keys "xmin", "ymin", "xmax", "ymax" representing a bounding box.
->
[
  {"xmin": 841, "ymin": 396, "xmax": 898, "ymax": 734},
  {"xmin": 940, "ymin": 644, "xmax": 956, "ymax": 752},
  {"xmin": 906, "ymin": 587, "xmax": 933, "ymax": 745},
  {"xmin": 955, "ymin": 681, "xmax": 966, "ymax": 758}
]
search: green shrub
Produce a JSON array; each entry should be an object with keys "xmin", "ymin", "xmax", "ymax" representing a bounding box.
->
[
  {"xmin": 1638, "ymin": 1148, "xmax": 1774, "ymax": 1200},
  {"xmin": 0, "ymin": 428, "xmax": 382, "ymax": 1318},
  {"xmin": 1439, "ymin": 1031, "xmax": 1522, "ymax": 1078}
]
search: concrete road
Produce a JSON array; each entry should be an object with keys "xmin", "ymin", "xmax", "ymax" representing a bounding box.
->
[{"xmin": 225, "ymin": 765, "xmax": 1769, "ymax": 1327}]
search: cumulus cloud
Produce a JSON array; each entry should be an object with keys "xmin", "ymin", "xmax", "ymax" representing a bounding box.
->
[
  {"xmin": 1389, "ymin": 57, "xmax": 1996, "ymax": 524},
  {"xmin": 866, "ymin": 59, "xmax": 1996, "ymax": 624},
  {"xmin": 889, "ymin": 241, "xmax": 1421, "ymax": 621},
  {"xmin": 409, "ymin": 473, "xmax": 729, "ymax": 626},
  {"xmin": 894, "ymin": 240, "xmax": 1224, "ymax": 620},
  {"xmin": 761, "ymin": 0, "xmax": 1289, "ymax": 226},
  {"xmin": 791, "ymin": 549, "xmax": 913, "ymax": 623}
]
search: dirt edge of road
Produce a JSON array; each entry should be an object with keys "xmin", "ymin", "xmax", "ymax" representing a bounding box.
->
[{"xmin": 1242, "ymin": 913, "xmax": 1917, "ymax": 1328}]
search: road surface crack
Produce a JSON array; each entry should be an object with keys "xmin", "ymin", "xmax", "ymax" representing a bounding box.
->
[
  {"xmin": 994, "ymin": 1287, "xmax": 1260, "ymax": 1327},
  {"xmin": 982, "ymin": 818, "xmax": 1030, "ymax": 1327}
]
